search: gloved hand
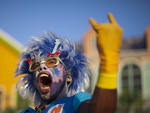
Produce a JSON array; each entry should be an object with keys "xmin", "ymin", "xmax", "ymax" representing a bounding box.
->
[{"xmin": 89, "ymin": 13, "xmax": 123, "ymax": 89}]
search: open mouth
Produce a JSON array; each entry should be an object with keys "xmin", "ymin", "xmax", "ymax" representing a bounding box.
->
[{"xmin": 38, "ymin": 72, "xmax": 52, "ymax": 93}]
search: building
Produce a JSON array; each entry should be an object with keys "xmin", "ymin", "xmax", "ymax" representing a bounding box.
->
[
  {"xmin": 0, "ymin": 30, "xmax": 22, "ymax": 112},
  {"xmin": 118, "ymin": 26, "xmax": 150, "ymax": 111}
]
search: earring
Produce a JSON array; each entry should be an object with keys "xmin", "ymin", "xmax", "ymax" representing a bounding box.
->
[{"xmin": 66, "ymin": 75, "xmax": 72, "ymax": 87}]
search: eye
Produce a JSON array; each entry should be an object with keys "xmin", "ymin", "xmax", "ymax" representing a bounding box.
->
[
  {"xmin": 49, "ymin": 59, "xmax": 57, "ymax": 64},
  {"xmin": 45, "ymin": 58, "xmax": 59, "ymax": 68},
  {"xmin": 30, "ymin": 62, "xmax": 40, "ymax": 71}
]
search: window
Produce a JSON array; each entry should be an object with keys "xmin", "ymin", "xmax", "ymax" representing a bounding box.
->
[{"xmin": 119, "ymin": 64, "xmax": 142, "ymax": 109}]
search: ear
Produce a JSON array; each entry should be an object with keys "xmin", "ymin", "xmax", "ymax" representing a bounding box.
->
[{"xmin": 66, "ymin": 75, "xmax": 72, "ymax": 87}]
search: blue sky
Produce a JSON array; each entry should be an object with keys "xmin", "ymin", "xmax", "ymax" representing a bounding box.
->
[{"xmin": 0, "ymin": 0, "xmax": 150, "ymax": 45}]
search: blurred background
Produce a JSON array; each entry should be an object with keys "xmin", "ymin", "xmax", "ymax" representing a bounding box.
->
[{"xmin": 0, "ymin": 0, "xmax": 150, "ymax": 113}]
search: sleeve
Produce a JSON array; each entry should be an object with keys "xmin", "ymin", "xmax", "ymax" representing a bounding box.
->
[{"xmin": 73, "ymin": 92, "xmax": 92, "ymax": 111}]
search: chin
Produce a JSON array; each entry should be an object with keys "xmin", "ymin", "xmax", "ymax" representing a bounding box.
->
[
  {"xmin": 40, "ymin": 92, "xmax": 51, "ymax": 100},
  {"xmin": 40, "ymin": 91, "xmax": 60, "ymax": 104}
]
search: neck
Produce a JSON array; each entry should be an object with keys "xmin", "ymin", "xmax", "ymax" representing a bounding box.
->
[{"xmin": 42, "ymin": 85, "xmax": 68, "ymax": 105}]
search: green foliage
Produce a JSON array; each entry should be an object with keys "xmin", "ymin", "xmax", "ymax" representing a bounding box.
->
[
  {"xmin": 118, "ymin": 89, "xmax": 142, "ymax": 109},
  {"xmin": 2, "ymin": 92, "xmax": 31, "ymax": 113},
  {"xmin": 16, "ymin": 92, "xmax": 31, "ymax": 111},
  {"xmin": 3, "ymin": 107, "xmax": 16, "ymax": 113}
]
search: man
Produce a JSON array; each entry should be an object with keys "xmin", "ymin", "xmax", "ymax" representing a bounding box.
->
[{"xmin": 16, "ymin": 13, "xmax": 122, "ymax": 113}]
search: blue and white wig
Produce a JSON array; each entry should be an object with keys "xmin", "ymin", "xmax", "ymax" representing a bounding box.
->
[{"xmin": 15, "ymin": 32, "xmax": 90, "ymax": 105}]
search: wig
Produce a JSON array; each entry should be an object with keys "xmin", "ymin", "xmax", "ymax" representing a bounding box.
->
[{"xmin": 15, "ymin": 32, "xmax": 90, "ymax": 105}]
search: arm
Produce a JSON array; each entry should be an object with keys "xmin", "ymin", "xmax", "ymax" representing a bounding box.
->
[{"xmin": 77, "ymin": 13, "xmax": 123, "ymax": 113}]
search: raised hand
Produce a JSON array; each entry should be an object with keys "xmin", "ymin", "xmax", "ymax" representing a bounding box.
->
[{"xmin": 89, "ymin": 13, "xmax": 123, "ymax": 73}]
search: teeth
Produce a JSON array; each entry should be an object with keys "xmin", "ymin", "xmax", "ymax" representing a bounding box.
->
[
  {"xmin": 40, "ymin": 74, "xmax": 49, "ymax": 77},
  {"xmin": 41, "ymin": 86, "xmax": 49, "ymax": 89}
]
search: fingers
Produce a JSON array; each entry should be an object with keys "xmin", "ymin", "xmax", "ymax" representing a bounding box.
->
[
  {"xmin": 89, "ymin": 18, "xmax": 98, "ymax": 28},
  {"xmin": 108, "ymin": 13, "xmax": 118, "ymax": 25},
  {"xmin": 89, "ymin": 13, "xmax": 118, "ymax": 27}
]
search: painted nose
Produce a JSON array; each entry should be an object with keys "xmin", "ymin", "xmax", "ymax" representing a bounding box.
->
[{"xmin": 39, "ymin": 61, "xmax": 48, "ymax": 71}]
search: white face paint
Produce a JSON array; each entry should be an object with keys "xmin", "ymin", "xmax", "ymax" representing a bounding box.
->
[{"xmin": 35, "ymin": 59, "xmax": 67, "ymax": 100}]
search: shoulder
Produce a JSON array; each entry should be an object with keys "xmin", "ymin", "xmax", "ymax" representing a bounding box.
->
[
  {"xmin": 73, "ymin": 92, "xmax": 92, "ymax": 111},
  {"xmin": 73, "ymin": 92, "xmax": 92, "ymax": 103}
]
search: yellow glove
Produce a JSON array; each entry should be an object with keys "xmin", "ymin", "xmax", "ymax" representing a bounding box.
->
[{"xmin": 89, "ymin": 13, "xmax": 123, "ymax": 89}]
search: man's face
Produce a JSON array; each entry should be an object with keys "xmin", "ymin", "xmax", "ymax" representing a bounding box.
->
[{"xmin": 29, "ymin": 57, "xmax": 67, "ymax": 101}]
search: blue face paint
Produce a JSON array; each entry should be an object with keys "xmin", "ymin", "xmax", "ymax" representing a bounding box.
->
[{"xmin": 52, "ymin": 67, "xmax": 60, "ymax": 76}]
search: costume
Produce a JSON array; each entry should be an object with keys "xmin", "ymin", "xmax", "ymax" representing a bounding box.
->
[{"xmin": 20, "ymin": 92, "xmax": 91, "ymax": 113}]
